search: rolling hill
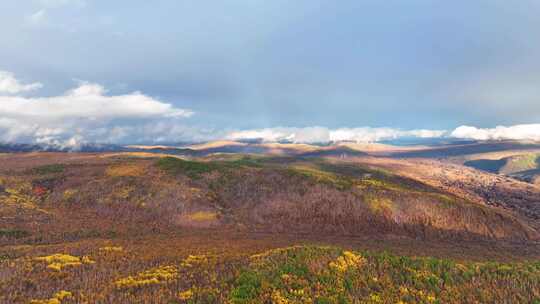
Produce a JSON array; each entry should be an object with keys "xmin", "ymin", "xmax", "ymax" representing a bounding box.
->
[
  {"xmin": 1, "ymin": 153, "xmax": 536, "ymax": 244},
  {"xmin": 2, "ymin": 149, "xmax": 540, "ymax": 303}
]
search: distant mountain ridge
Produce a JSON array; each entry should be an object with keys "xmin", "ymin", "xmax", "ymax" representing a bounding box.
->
[
  {"xmin": 0, "ymin": 143, "xmax": 131, "ymax": 153},
  {"xmin": 4, "ymin": 139, "xmax": 540, "ymax": 160}
]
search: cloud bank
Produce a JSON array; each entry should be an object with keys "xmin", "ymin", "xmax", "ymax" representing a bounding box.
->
[
  {"xmin": 0, "ymin": 71, "xmax": 193, "ymax": 148},
  {"xmin": 226, "ymin": 127, "xmax": 447, "ymax": 143},
  {"xmin": 227, "ymin": 125, "xmax": 540, "ymax": 144},
  {"xmin": 451, "ymin": 125, "xmax": 540, "ymax": 141},
  {"xmin": 2, "ymin": 71, "xmax": 540, "ymax": 148}
]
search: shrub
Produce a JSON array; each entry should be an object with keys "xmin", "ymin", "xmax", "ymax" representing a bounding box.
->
[
  {"xmin": 115, "ymin": 265, "xmax": 178, "ymax": 290},
  {"xmin": 33, "ymin": 164, "xmax": 65, "ymax": 175},
  {"xmin": 185, "ymin": 211, "xmax": 218, "ymax": 222},
  {"xmin": 34, "ymin": 253, "xmax": 94, "ymax": 271},
  {"xmin": 0, "ymin": 228, "xmax": 30, "ymax": 239},
  {"xmin": 229, "ymin": 272, "xmax": 262, "ymax": 303},
  {"xmin": 30, "ymin": 290, "xmax": 72, "ymax": 304},
  {"xmin": 105, "ymin": 164, "xmax": 144, "ymax": 177},
  {"xmin": 156, "ymin": 157, "xmax": 216, "ymax": 178}
]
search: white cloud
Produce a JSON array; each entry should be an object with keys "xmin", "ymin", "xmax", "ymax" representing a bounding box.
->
[
  {"xmin": 1, "ymin": 82, "xmax": 192, "ymax": 120},
  {"xmin": 0, "ymin": 71, "xmax": 43, "ymax": 94},
  {"xmin": 226, "ymin": 127, "xmax": 447, "ymax": 143},
  {"xmin": 451, "ymin": 124, "xmax": 540, "ymax": 141},
  {"xmin": 229, "ymin": 125, "xmax": 540, "ymax": 144},
  {"xmin": 0, "ymin": 73, "xmax": 194, "ymax": 147},
  {"xmin": 26, "ymin": 9, "xmax": 48, "ymax": 26},
  {"xmin": 329, "ymin": 128, "xmax": 446, "ymax": 143},
  {"xmin": 226, "ymin": 127, "xmax": 327, "ymax": 143}
]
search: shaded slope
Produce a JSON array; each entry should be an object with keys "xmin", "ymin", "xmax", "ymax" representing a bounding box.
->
[
  {"xmin": 391, "ymin": 142, "xmax": 540, "ymax": 158},
  {"xmin": 464, "ymin": 158, "xmax": 508, "ymax": 173},
  {"xmin": 298, "ymin": 146, "xmax": 368, "ymax": 158},
  {"xmin": 463, "ymin": 152, "xmax": 540, "ymax": 185},
  {"xmin": 464, "ymin": 153, "xmax": 540, "ymax": 174}
]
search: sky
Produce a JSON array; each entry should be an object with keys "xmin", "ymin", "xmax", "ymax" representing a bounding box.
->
[{"xmin": 2, "ymin": 0, "xmax": 540, "ymax": 146}]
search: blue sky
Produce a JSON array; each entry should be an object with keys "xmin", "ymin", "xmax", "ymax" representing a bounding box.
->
[{"xmin": 1, "ymin": 1, "xmax": 540, "ymax": 145}]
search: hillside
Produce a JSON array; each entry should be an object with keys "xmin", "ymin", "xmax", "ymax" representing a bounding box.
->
[
  {"xmin": 2, "ymin": 242, "xmax": 540, "ymax": 304},
  {"xmin": 2, "ymin": 152, "xmax": 540, "ymax": 303},
  {"xmin": 461, "ymin": 152, "xmax": 540, "ymax": 185},
  {"xmin": 0, "ymin": 153, "xmax": 536, "ymax": 243},
  {"xmin": 344, "ymin": 156, "xmax": 540, "ymax": 232},
  {"xmin": 388, "ymin": 141, "xmax": 540, "ymax": 159}
]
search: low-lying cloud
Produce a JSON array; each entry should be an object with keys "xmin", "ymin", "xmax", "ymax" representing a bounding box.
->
[
  {"xmin": 451, "ymin": 124, "xmax": 540, "ymax": 141},
  {"xmin": 226, "ymin": 127, "xmax": 447, "ymax": 143},
  {"xmin": 227, "ymin": 125, "xmax": 540, "ymax": 144}
]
